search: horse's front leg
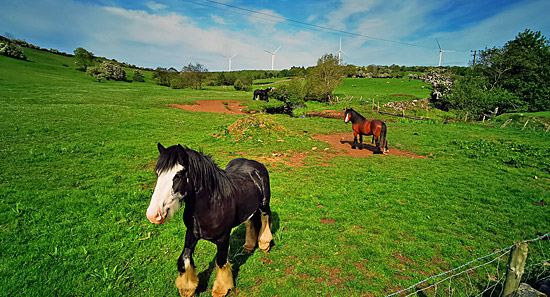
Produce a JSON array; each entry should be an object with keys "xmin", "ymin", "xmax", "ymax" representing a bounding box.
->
[
  {"xmin": 352, "ymin": 133, "xmax": 358, "ymax": 149},
  {"xmin": 373, "ymin": 135, "xmax": 380, "ymax": 151},
  {"xmin": 175, "ymin": 230, "xmax": 199, "ymax": 297},
  {"xmin": 212, "ymin": 233, "xmax": 234, "ymax": 297},
  {"xmin": 359, "ymin": 134, "xmax": 364, "ymax": 150}
]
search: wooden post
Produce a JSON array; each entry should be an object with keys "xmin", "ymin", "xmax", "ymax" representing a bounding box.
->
[
  {"xmin": 372, "ymin": 98, "xmax": 375, "ymax": 110},
  {"xmin": 501, "ymin": 119, "xmax": 513, "ymax": 128},
  {"xmin": 522, "ymin": 119, "xmax": 529, "ymax": 130},
  {"xmin": 502, "ymin": 242, "xmax": 528, "ymax": 297}
]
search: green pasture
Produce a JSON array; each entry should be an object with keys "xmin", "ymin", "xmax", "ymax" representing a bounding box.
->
[
  {"xmin": 333, "ymin": 77, "xmax": 431, "ymax": 103},
  {"xmin": 1, "ymin": 48, "xmax": 549, "ymax": 296}
]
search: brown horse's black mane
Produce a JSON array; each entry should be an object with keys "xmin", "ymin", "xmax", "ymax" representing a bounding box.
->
[
  {"xmin": 346, "ymin": 108, "xmax": 366, "ymax": 123},
  {"xmin": 155, "ymin": 145, "xmax": 234, "ymax": 199}
]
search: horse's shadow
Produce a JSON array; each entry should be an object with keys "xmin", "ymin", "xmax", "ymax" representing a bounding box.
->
[
  {"xmin": 339, "ymin": 140, "xmax": 382, "ymax": 154},
  {"xmin": 195, "ymin": 211, "xmax": 280, "ymax": 294}
]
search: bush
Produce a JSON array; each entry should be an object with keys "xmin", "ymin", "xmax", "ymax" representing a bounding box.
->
[
  {"xmin": 101, "ymin": 61, "xmax": 126, "ymax": 81},
  {"xmin": 0, "ymin": 41, "xmax": 27, "ymax": 60},
  {"xmin": 152, "ymin": 68, "xmax": 175, "ymax": 87},
  {"xmin": 132, "ymin": 70, "xmax": 145, "ymax": 82},
  {"xmin": 234, "ymin": 79, "xmax": 252, "ymax": 91},
  {"xmin": 442, "ymin": 75, "xmax": 523, "ymax": 119},
  {"xmin": 170, "ymin": 74, "xmax": 187, "ymax": 89},
  {"xmin": 271, "ymin": 79, "xmax": 306, "ymax": 108},
  {"xmin": 86, "ymin": 66, "xmax": 106, "ymax": 82}
]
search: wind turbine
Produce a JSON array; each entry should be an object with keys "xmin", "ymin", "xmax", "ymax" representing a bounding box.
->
[
  {"xmin": 264, "ymin": 46, "xmax": 281, "ymax": 70},
  {"xmin": 436, "ymin": 39, "xmax": 454, "ymax": 67},
  {"xmin": 338, "ymin": 38, "xmax": 346, "ymax": 65},
  {"xmin": 222, "ymin": 53, "xmax": 237, "ymax": 72}
]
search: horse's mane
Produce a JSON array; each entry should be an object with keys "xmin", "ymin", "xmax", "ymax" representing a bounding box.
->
[
  {"xmin": 156, "ymin": 146, "xmax": 234, "ymax": 199},
  {"xmin": 348, "ymin": 109, "xmax": 366, "ymax": 121}
]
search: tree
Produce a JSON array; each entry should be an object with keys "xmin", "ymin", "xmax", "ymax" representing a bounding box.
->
[
  {"xmin": 181, "ymin": 63, "xmax": 208, "ymax": 90},
  {"xmin": 442, "ymin": 75, "xmax": 520, "ymax": 119},
  {"xmin": 305, "ymin": 54, "xmax": 343, "ymax": 103},
  {"xmin": 153, "ymin": 67, "xmax": 174, "ymax": 86},
  {"xmin": 423, "ymin": 68, "xmax": 455, "ymax": 109},
  {"xmin": 271, "ymin": 78, "xmax": 306, "ymax": 109},
  {"xmin": 74, "ymin": 47, "xmax": 94, "ymax": 71},
  {"xmin": 101, "ymin": 61, "xmax": 126, "ymax": 81},
  {"xmin": 478, "ymin": 29, "xmax": 550, "ymax": 111}
]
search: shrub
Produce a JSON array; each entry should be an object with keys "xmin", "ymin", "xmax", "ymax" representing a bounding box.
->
[
  {"xmin": 132, "ymin": 70, "xmax": 145, "ymax": 82},
  {"xmin": 86, "ymin": 66, "xmax": 106, "ymax": 82},
  {"xmin": 152, "ymin": 68, "xmax": 175, "ymax": 86},
  {"xmin": 101, "ymin": 61, "xmax": 126, "ymax": 81},
  {"xmin": 271, "ymin": 79, "xmax": 306, "ymax": 109},
  {"xmin": 0, "ymin": 41, "xmax": 27, "ymax": 60},
  {"xmin": 234, "ymin": 79, "xmax": 252, "ymax": 91},
  {"xmin": 170, "ymin": 74, "xmax": 187, "ymax": 89},
  {"xmin": 441, "ymin": 74, "xmax": 524, "ymax": 119}
]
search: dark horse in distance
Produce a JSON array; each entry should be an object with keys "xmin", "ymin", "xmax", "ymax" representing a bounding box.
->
[
  {"xmin": 344, "ymin": 108, "xmax": 389, "ymax": 154},
  {"xmin": 146, "ymin": 143, "xmax": 273, "ymax": 297},
  {"xmin": 253, "ymin": 87, "xmax": 274, "ymax": 102}
]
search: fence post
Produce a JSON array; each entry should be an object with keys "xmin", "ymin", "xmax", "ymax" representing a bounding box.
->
[{"xmin": 502, "ymin": 242, "xmax": 528, "ymax": 296}]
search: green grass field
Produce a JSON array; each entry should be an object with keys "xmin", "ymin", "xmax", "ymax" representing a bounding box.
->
[{"xmin": 1, "ymin": 48, "xmax": 549, "ymax": 296}]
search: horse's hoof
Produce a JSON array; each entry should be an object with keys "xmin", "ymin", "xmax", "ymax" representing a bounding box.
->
[
  {"xmin": 178, "ymin": 288, "xmax": 196, "ymax": 297},
  {"xmin": 175, "ymin": 270, "xmax": 198, "ymax": 297},
  {"xmin": 259, "ymin": 245, "xmax": 270, "ymax": 253},
  {"xmin": 212, "ymin": 290, "xmax": 229, "ymax": 297},
  {"xmin": 212, "ymin": 263, "xmax": 234, "ymax": 297},
  {"xmin": 243, "ymin": 244, "xmax": 255, "ymax": 254}
]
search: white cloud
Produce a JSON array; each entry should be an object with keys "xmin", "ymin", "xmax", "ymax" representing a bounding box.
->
[
  {"xmin": 146, "ymin": 1, "xmax": 168, "ymax": 11},
  {"xmin": 210, "ymin": 15, "xmax": 227, "ymax": 25},
  {"xmin": 323, "ymin": 0, "xmax": 379, "ymax": 31}
]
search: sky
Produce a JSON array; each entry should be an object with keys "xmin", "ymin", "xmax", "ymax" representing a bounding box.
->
[{"xmin": 1, "ymin": 0, "xmax": 549, "ymax": 71}]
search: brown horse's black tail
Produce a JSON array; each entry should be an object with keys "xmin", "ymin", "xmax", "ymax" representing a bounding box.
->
[{"xmin": 380, "ymin": 122, "xmax": 388, "ymax": 153}]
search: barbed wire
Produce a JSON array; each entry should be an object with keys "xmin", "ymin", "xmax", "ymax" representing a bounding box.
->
[{"xmin": 385, "ymin": 232, "xmax": 550, "ymax": 297}]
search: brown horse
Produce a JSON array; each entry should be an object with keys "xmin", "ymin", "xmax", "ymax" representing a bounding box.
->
[{"xmin": 344, "ymin": 108, "xmax": 389, "ymax": 154}]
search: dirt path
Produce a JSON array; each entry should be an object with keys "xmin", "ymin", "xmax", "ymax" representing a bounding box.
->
[{"xmin": 170, "ymin": 100, "xmax": 248, "ymax": 115}]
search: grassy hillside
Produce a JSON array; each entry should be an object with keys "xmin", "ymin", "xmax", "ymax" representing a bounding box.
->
[
  {"xmin": 1, "ymin": 48, "xmax": 549, "ymax": 296},
  {"xmin": 333, "ymin": 77, "xmax": 431, "ymax": 102}
]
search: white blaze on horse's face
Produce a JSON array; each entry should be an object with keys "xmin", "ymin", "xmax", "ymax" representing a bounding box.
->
[
  {"xmin": 146, "ymin": 164, "xmax": 183, "ymax": 224},
  {"xmin": 344, "ymin": 112, "xmax": 351, "ymax": 123}
]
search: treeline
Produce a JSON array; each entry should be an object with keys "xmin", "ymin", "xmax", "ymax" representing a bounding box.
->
[{"xmin": 428, "ymin": 29, "xmax": 550, "ymax": 120}]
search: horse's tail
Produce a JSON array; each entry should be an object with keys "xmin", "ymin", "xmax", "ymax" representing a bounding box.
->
[{"xmin": 380, "ymin": 122, "xmax": 388, "ymax": 153}]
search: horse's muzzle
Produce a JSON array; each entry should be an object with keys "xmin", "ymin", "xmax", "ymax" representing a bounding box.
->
[{"xmin": 146, "ymin": 209, "xmax": 166, "ymax": 224}]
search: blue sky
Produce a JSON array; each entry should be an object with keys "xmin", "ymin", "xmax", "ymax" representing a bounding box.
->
[{"xmin": 1, "ymin": 0, "xmax": 549, "ymax": 71}]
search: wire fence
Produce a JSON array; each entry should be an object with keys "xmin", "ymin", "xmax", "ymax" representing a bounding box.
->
[{"xmin": 385, "ymin": 232, "xmax": 550, "ymax": 297}]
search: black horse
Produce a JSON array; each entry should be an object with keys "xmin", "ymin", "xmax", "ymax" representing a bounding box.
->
[
  {"xmin": 146, "ymin": 143, "xmax": 273, "ymax": 297},
  {"xmin": 253, "ymin": 87, "xmax": 274, "ymax": 102}
]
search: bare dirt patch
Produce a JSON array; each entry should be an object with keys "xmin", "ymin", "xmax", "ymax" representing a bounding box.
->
[
  {"xmin": 313, "ymin": 132, "xmax": 428, "ymax": 159},
  {"xmin": 170, "ymin": 100, "xmax": 248, "ymax": 115},
  {"xmin": 307, "ymin": 110, "xmax": 345, "ymax": 120}
]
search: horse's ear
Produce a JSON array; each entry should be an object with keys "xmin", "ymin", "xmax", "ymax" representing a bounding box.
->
[
  {"xmin": 158, "ymin": 143, "xmax": 166, "ymax": 153},
  {"xmin": 177, "ymin": 144, "xmax": 188, "ymax": 156}
]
